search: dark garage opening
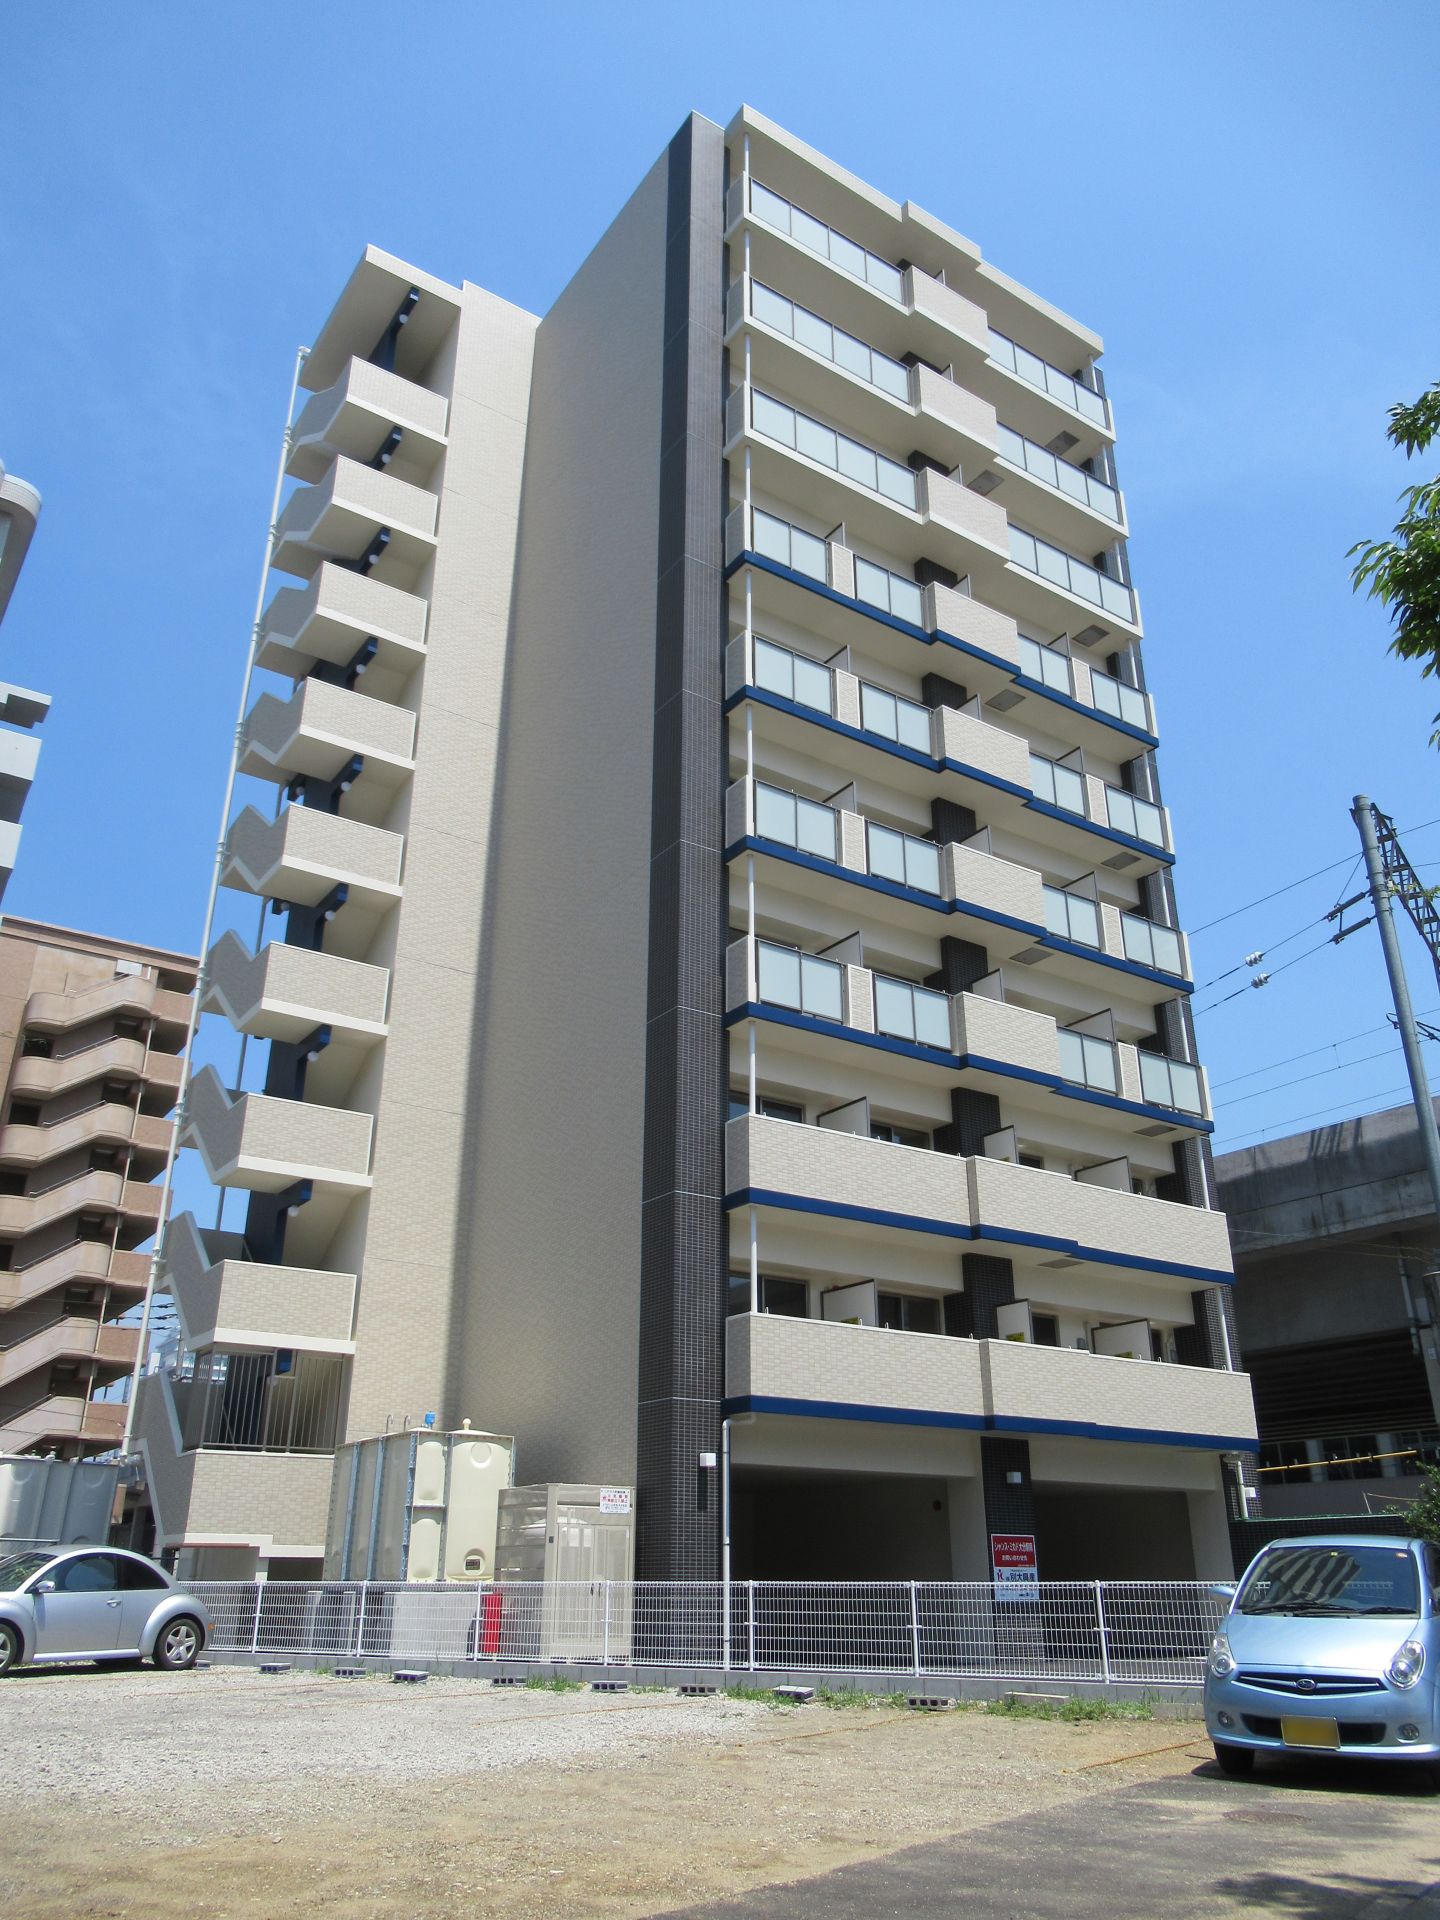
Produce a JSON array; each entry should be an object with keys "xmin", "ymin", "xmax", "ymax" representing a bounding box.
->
[
  {"xmin": 732, "ymin": 1466, "xmax": 953, "ymax": 1580},
  {"xmin": 1032, "ymin": 1487, "xmax": 1196, "ymax": 1580}
]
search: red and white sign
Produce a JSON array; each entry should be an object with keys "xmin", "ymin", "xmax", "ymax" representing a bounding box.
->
[
  {"xmin": 990, "ymin": 1532, "xmax": 1039, "ymax": 1597},
  {"xmin": 599, "ymin": 1487, "xmax": 632, "ymax": 1514}
]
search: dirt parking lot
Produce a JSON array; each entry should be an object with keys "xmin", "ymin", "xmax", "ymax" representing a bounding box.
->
[{"xmin": 0, "ymin": 1662, "xmax": 1213, "ymax": 1918}]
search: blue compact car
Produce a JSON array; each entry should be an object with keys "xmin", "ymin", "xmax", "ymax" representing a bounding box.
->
[{"xmin": 1205, "ymin": 1534, "xmax": 1440, "ymax": 1776}]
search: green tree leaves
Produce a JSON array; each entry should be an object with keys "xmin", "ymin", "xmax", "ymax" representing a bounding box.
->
[{"xmin": 1351, "ymin": 381, "xmax": 1440, "ymax": 743}]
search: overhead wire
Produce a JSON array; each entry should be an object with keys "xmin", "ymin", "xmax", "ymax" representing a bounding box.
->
[
  {"xmin": 1213, "ymin": 1040, "xmax": 1433, "ymax": 1110},
  {"xmin": 1217, "ymin": 1073, "xmax": 1440, "ymax": 1150},
  {"xmin": 1209, "ymin": 1008, "xmax": 1440, "ymax": 1090},
  {"xmin": 1190, "ymin": 815, "xmax": 1440, "ymax": 936}
]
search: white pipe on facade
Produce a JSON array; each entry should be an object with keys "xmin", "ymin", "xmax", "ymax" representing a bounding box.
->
[
  {"xmin": 121, "ymin": 343, "xmax": 311, "ymax": 1456},
  {"xmin": 748, "ymin": 1207, "xmax": 758, "ymax": 1313}
]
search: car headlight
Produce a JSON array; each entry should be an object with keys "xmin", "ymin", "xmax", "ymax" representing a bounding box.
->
[
  {"xmin": 1208, "ymin": 1631, "xmax": 1235, "ymax": 1678},
  {"xmin": 1386, "ymin": 1639, "xmax": 1426, "ymax": 1690}
]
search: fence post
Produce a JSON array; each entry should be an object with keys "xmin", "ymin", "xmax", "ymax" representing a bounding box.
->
[
  {"xmin": 747, "ymin": 1580, "xmax": 756, "ymax": 1672},
  {"xmin": 603, "ymin": 1581, "xmax": 611, "ymax": 1666},
  {"xmin": 722, "ymin": 1576, "xmax": 731, "ymax": 1673},
  {"xmin": 909, "ymin": 1581, "xmax": 921, "ymax": 1676},
  {"xmin": 1094, "ymin": 1581, "xmax": 1111, "ymax": 1684},
  {"xmin": 249, "ymin": 1583, "xmax": 262, "ymax": 1655},
  {"xmin": 356, "ymin": 1581, "xmax": 368, "ymax": 1658}
]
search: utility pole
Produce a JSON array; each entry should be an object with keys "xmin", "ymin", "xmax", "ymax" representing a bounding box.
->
[{"xmin": 1352, "ymin": 795, "xmax": 1440, "ymax": 1232}]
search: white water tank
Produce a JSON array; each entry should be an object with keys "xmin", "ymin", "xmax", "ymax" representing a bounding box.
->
[{"xmin": 323, "ymin": 1426, "xmax": 514, "ymax": 1583}]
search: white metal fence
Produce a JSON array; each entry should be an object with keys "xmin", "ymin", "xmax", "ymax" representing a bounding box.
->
[{"xmin": 186, "ymin": 1579, "xmax": 1226, "ymax": 1684}]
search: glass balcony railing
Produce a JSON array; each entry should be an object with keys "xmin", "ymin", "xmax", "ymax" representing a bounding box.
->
[
  {"xmin": 1138, "ymin": 1050, "xmax": 1204, "ymax": 1116},
  {"xmin": 747, "ymin": 180, "xmax": 906, "ymax": 302},
  {"xmin": 854, "ymin": 553, "xmax": 925, "ymax": 625},
  {"xmin": 996, "ymin": 424, "xmax": 1120, "ymax": 521},
  {"xmin": 1030, "ymin": 753, "xmax": 1086, "ymax": 816},
  {"xmin": 860, "ymin": 680, "xmax": 931, "ymax": 752},
  {"xmin": 750, "ymin": 281, "xmax": 911, "ymax": 402},
  {"xmin": 755, "ymin": 938, "xmax": 843, "ymax": 1023},
  {"xmin": 1008, "ymin": 524, "xmax": 1135, "ymax": 622},
  {"xmin": 1120, "ymin": 910, "xmax": 1183, "ymax": 977},
  {"xmin": 750, "ymin": 507, "xmax": 828, "ymax": 583},
  {"xmin": 1103, "ymin": 783, "xmax": 1165, "ymax": 848},
  {"xmin": 1057, "ymin": 1028, "xmax": 1119, "ymax": 1095},
  {"xmin": 754, "ymin": 635, "xmax": 833, "ymax": 715},
  {"xmin": 1089, "ymin": 665, "xmax": 1148, "ymax": 730},
  {"xmin": 873, "ymin": 973, "xmax": 951, "ymax": 1049},
  {"xmin": 987, "ymin": 327, "xmax": 1110, "ymax": 429},
  {"xmin": 1017, "ymin": 634, "xmax": 1072, "ymax": 695},
  {"xmin": 750, "ymin": 389, "xmax": 918, "ymax": 508},
  {"xmin": 867, "ymin": 821, "xmax": 942, "ymax": 894},
  {"xmin": 1043, "ymin": 884, "xmax": 1101, "ymax": 949},
  {"xmin": 754, "ymin": 781, "xmax": 839, "ymax": 860}
]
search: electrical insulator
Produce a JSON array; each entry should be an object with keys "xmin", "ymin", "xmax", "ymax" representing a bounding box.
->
[
  {"xmin": 1244, "ymin": 951, "xmax": 1264, "ymax": 966},
  {"xmin": 1250, "ymin": 973, "xmax": 1270, "ymax": 989}
]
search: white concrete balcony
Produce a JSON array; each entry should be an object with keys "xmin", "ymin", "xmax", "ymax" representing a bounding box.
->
[
  {"xmin": 203, "ymin": 931, "xmax": 389, "ymax": 1045},
  {"xmin": 24, "ymin": 971, "xmax": 192, "ymax": 1042},
  {"xmin": 162, "ymin": 1212, "xmax": 356, "ymax": 1354},
  {"xmin": 257, "ymin": 562, "xmax": 428, "ymax": 681},
  {"xmin": 10, "ymin": 1036, "xmax": 183, "ymax": 1106},
  {"xmin": 726, "ymin": 1310, "xmax": 986, "ymax": 1423},
  {"xmin": 914, "ymin": 466, "xmax": 1010, "ymax": 562},
  {"xmin": 725, "ymin": 1313, "xmax": 1256, "ymax": 1449},
  {"xmin": 987, "ymin": 422, "xmax": 1126, "ymax": 552},
  {"xmin": 968, "ymin": 1154, "xmax": 1232, "ymax": 1281},
  {"xmin": 0, "ymin": 1242, "xmax": 146, "ymax": 1316},
  {"xmin": 287, "ymin": 357, "xmax": 448, "ymax": 484},
  {"xmin": 182, "ymin": 1065, "xmax": 373, "ymax": 1197},
  {"xmin": 137, "ymin": 1372, "xmax": 332, "ymax": 1551},
  {"xmin": 221, "ymin": 804, "xmax": 404, "ymax": 913},
  {"xmin": 238, "ymin": 679, "xmax": 416, "ymax": 792},
  {"xmin": 727, "ymin": 1115, "xmax": 1234, "ymax": 1285},
  {"xmin": 979, "ymin": 1338, "xmax": 1256, "ymax": 1448},
  {"xmin": 270, "ymin": 458, "xmax": 437, "ymax": 584},
  {"xmin": 0, "ymin": 1316, "xmax": 138, "ymax": 1392},
  {"xmin": 0, "ymin": 1168, "xmax": 162, "ymax": 1245}
]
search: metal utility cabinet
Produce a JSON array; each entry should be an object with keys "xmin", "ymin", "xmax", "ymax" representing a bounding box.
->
[
  {"xmin": 0, "ymin": 1454, "xmax": 119, "ymax": 1547},
  {"xmin": 323, "ymin": 1425, "xmax": 515, "ymax": 1583},
  {"xmin": 494, "ymin": 1483, "xmax": 636, "ymax": 1661}
]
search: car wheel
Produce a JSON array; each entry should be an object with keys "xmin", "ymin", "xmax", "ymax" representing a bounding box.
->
[
  {"xmin": 0, "ymin": 1623, "xmax": 19, "ymax": 1676},
  {"xmin": 1213, "ymin": 1742, "xmax": 1256, "ymax": 1778},
  {"xmin": 153, "ymin": 1616, "xmax": 203, "ymax": 1671}
]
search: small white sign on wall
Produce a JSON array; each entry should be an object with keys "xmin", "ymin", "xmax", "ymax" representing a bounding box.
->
[{"xmin": 599, "ymin": 1487, "xmax": 632, "ymax": 1514}]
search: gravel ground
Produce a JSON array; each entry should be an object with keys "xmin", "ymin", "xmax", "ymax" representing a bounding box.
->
[{"xmin": 0, "ymin": 1662, "xmax": 1213, "ymax": 1919}]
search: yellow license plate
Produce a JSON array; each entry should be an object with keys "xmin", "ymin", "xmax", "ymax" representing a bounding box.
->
[{"xmin": 1281, "ymin": 1716, "xmax": 1340, "ymax": 1749}]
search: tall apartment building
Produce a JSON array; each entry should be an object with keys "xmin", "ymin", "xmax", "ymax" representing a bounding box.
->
[
  {"xmin": 0, "ymin": 461, "xmax": 52, "ymax": 901},
  {"xmin": 0, "ymin": 919, "xmax": 194, "ymax": 1457},
  {"xmin": 137, "ymin": 109, "xmax": 1254, "ymax": 1583}
]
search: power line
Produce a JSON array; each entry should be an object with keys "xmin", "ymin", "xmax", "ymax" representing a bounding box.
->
[
  {"xmin": 1208, "ymin": 1009, "xmax": 1440, "ymax": 1090},
  {"xmin": 1191, "ymin": 816, "xmax": 1440, "ymax": 937},
  {"xmin": 1216, "ymin": 1074, "xmax": 1439, "ymax": 1151},
  {"xmin": 1213, "ymin": 1040, "xmax": 1430, "ymax": 1110},
  {"xmin": 1193, "ymin": 932, "xmax": 1341, "ymax": 1017}
]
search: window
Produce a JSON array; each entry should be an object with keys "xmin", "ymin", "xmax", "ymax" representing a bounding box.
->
[
  {"xmin": 870, "ymin": 1122, "xmax": 931, "ymax": 1149},
  {"xmin": 860, "ymin": 682, "xmax": 931, "ymax": 753},
  {"xmin": 54, "ymin": 1553, "xmax": 120, "ymax": 1594},
  {"xmin": 756, "ymin": 942, "xmax": 844, "ymax": 1023},
  {"xmin": 753, "ymin": 637, "xmax": 832, "ymax": 715},
  {"xmin": 866, "ymin": 822, "xmax": 942, "ymax": 894},
  {"xmin": 1030, "ymin": 753, "xmax": 1086, "ymax": 816},
  {"xmin": 1104, "ymin": 784, "xmax": 1165, "ymax": 848},
  {"xmin": 1016, "ymin": 634, "xmax": 1072, "ymax": 695},
  {"xmin": 872, "ymin": 975, "xmax": 951, "ymax": 1050},
  {"xmin": 1043, "ymin": 886, "xmax": 1101, "ymax": 949},
  {"xmin": 750, "ymin": 509, "xmax": 828, "ymax": 583},
  {"xmin": 115, "ymin": 1556, "xmax": 168, "ymax": 1592},
  {"xmin": 1057, "ymin": 1028, "xmax": 1119, "ymax": 1095},
  {"xmin": 20, "ymin": 1033, "xmax": 52, "ymax": 1059},
  {"xmin": 1138, "ymin": 1051, "xmax": 1204, "ymax": 1116},
  {"xmin": 878, "ymin": 1293, "xmax": 941, "ymax": 1335},
  {"xmin": 853, "ymin": 556, "xmax": 924, "ymax": 626},
  {"xmin": 729, "ymin": 1093, "xmax": 805, "ymax": 1124},
  {"xmin": 728, "ymin": 1273, "xmax": 809, "ymax": 1318},
  {"xmin": 7, "ymin": 1102, "xmax": 40, "ymax": 1127},
  {"xmin": 754, "ymin": 782, "xmax": 838, "ymax": 862},
  {"xmin": 1120, "ymin": 912, "xmax": 1183, "ymax": 976},
  {"xmin": 1032, "ymin": 1313, "xmax": 1060, "ymax": 1347}
]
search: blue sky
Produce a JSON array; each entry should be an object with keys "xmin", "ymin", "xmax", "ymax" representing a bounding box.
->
[{"xmin": 3, "ymin": 0, "xmax": 1439, "ymax": 1166}]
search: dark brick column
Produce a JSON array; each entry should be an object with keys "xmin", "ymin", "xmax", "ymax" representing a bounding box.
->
[{"xmin": 634, "ymin": 115, "xmax": 729, "ymax": 1582}]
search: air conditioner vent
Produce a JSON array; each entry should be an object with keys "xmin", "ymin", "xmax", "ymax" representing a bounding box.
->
[
  {"xmin": 1009, "ymin": 947, "xmax": 1052, "ymax": 965},
  {"xmin": 1072, "ymin": 625, "xmax": 1109, "ymax": 649},
  {"xmin": 967, "ymin": 471, "xmax": 1002, "ymax": 496},
  {"xmin": 987, "ymin": 688, "xmax": 1026, "ymax": 712},
  {"xmin": 1103, "ymin": 851, "xmax": 1140, "ymax": 870}
]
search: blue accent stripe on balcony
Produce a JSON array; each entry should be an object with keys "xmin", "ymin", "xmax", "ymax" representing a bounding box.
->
[
  {"xmin": 1024, "ymin": 796, "xmax": 1173, "ymax": 868},
  {"xmin": 724, "ymin": 835, "xmax": 1194, "ymax": 995},
  {"xmin": 722, "ymin": 1392, "xmax": 986, "ymax": 1433},
  {"xmin": 720, "ymin": 1003, "xmax": 1213, "ymax": 1135},
  {"xmin": 725, "ymin": 1186, "xmax": 1234, "ymax": 1287},
  {"xmin": 722, "ymin": 1394, "xmax": 1252, "ymax": 1452},
  {"xmin": 723, "ymin": 547, "xmax": 1156, "ymax": 749}
]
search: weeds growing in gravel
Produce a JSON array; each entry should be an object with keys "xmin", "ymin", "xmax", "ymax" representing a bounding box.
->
[
  {"xmin": 985, "ymin": 1693, "xmax": 1152, "ymax": 1722},
  {"xmin": 629, "ymin": 1684, "xmax": 670, "ymax": 1694},
  {"xmin": 722, "ymin": 1684, "xmax": 798, "ymax": 1709},
  {"xmin": 525, "ymin": 1675, "xmax": 584, "ymax": 1693},
  {"xmin": 814, "ymin": 1686, "xmax": 908, "ymax": 1710}
]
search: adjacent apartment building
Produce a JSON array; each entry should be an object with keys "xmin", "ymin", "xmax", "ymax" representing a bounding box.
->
[
  {"xmin": 137, "ymin": 108, "xmax": 1254, "ymax": 1583},
  {"xmin": 0, "ymin": 460, "xmax": 52, "ymax": 901},
  {"xmin": 0, "ymin": 919, "xmax": 194, "ymax": 1457}
]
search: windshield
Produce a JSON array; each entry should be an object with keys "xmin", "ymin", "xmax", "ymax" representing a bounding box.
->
[
  {"xmin": 1238, "ymin": 1544, "xmax": 1420, "ymax": 1617},
  {"xmin": 0, "ymin": 1552, "xmax": 54, "ymax": 1592}
]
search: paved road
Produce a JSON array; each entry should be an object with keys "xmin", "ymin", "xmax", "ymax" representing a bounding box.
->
[{"xmin": 657, "ymin": 1753, "xmax": 1440, "ymax": 1919}]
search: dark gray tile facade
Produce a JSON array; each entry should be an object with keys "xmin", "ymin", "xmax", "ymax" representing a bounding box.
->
[{"xmin": 636, "ymin": 114, "xmax": 729, "ymax": 1581}]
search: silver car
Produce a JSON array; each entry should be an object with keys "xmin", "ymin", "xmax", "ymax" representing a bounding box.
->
[
  {"xmin": 0, "ymin": 1546, "xmax": 209, "ymax": 1674},
  {"xmin": 1205, "ymin": 1533, "xmax": 1440, "ymax": 1776}
]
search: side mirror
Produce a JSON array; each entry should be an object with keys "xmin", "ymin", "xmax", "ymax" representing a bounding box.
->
[
  {"xmin": 33, "ymin": 1579, "xmax": 56, "ymax": 1595},
  {"xmin": 1208, "ymin": 1581, "xmax": 1237, "ymax": 1603}
]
